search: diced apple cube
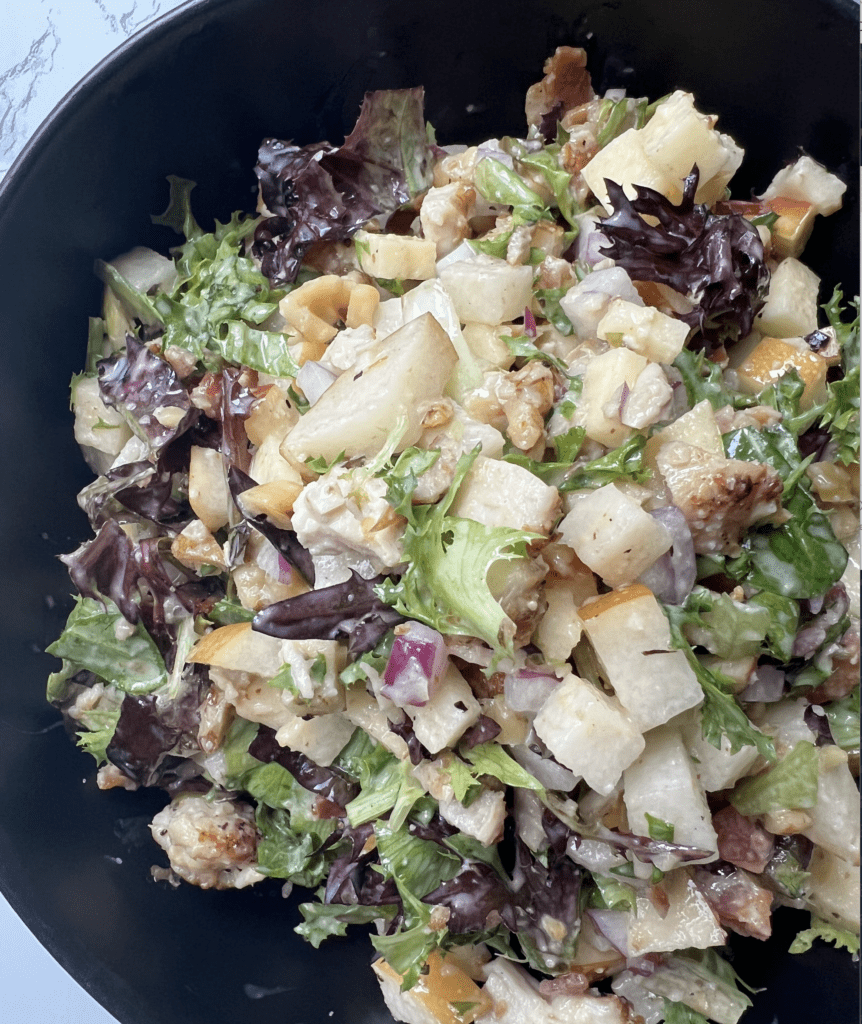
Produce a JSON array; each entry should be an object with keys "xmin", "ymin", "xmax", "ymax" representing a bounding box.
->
[
  {"xmin": 448, "ymin": 454, "xmax": 560, "ymax": 535},
  {"xmin": 754, "ymin": 257, "xmax": 820, "ymax": 337},
  {"xmin": 580, "ymin": 347, "xmax": 649, "ymax": 447},
  {"xmin": 557, "ymin": 484, "xmax": 672, "ymax": 588},
  {"xmin": 623, "ymin": 723, "xmax": 718, "ymax": 856},
  {"xmin": 438, "ymin": 254, "xmax": 533, "ymax": 325},
  {"xmin": 188, "ymin": 445, "xmax": 231, "ymax": 531},
  {"xmin": 534, "ymin": 673, "xmax": 645, "ymax": 796},
  {"xmin": 597, "ymin": 298, "xmax": 690, "ymax": 364},
  {"xmin": 405, "ymin": 663, "xmax": 481, "ymax": 754},
  {"xmin": 646, "ymin": 399, "xmax": 724, "ymax": 460},
  {"xmin": 628, "ymin": 868, "xmax": 725, "ymax": 955},
  {"xmin": 356, "ymin": 230, "xmax": 437, "ymax": 281},
  {"xmin": 579, "ymin": 585, "xmax": 703, "ymax": 731},
  {"xmin": 281, "ymin": 313, "xmax": 457, "ymax": 461},
  {"xmin": 759, "ymin": 153, "xmax": 847, "ymax": 217},
  {"xmin": 735, "ymin": 335, "xmax": 828, "ymax": 410},
  {"xmin": 581, "ymin": 128, "xmax": 678, "ymax": 213}
]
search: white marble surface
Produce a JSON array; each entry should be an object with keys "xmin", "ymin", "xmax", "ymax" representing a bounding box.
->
[{"xmin": 1, "ymin": 4, "xmax": 186, "ymax": 1019}]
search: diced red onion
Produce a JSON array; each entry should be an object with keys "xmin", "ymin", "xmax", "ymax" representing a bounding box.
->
[
  {"xmin": 382, "ymin": 622, "xmax": 448, "ymax": 708},
  {"xmin": 504, "ymin": 668, "xmax": 560, "ymax": 714},
  {"xmin": 617, "ymin": 380, "xmax": 631, "ymax": 417},
  {"xmin": 624, "ymin": 955, "xmax": 659, "ymax": 978},
  {"xmin": 296, "ymin": 360, "xmax": 337, "ymax": 406},
  {"xmin": 523, "ymin": 306, "xmax": 537, "ymax": 338},
  {"xmin": 739, "ymin": 663, "xmax": 785, "ymax": 703},
  {"xmin": 637, "ymin": 506, "xmax": 696, "ymax": 605},
  {"xmin": 587, "ymin": 909, "xmax": 630, "ymax": 956},
  {"xmin": 276, "ymin": 553, "xmax": 293, "ymax": 585}
]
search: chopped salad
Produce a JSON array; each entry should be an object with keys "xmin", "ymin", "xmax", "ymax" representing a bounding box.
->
[{"xmin": 48, "ymin": 46, "xmax": 859, "ymax": 1024}]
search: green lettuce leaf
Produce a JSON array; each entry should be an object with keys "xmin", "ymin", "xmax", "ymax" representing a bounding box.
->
[
  {"xmin": 789, "ymin": 916, "xmax": 860, "ymax": 955},
  {"xmin": 662, "ymin": 601, "xmax": 776, "ymax": 760},
  {"xmin": 559, "ymin": 434, "xmax": 650, "ymax": 491},
  {"xmin": 674, "ymin": 348, "xmax": 754, "ymax": 411},
  {"xmin": 376, "ymin": 451, "xmax": 539, "ymax": 656},
  {"xmin": 336, "ymin": 729, "xmax": 424, "ymax": 828},
  {"xmin": 662, "ymin": 1001, "xmax": 709, "ymax": 1024},
  {"xmin": 296, "ymin": 902, "xmax": 396, "ymax": 949},
  {"xmin": 474, "ymin": 157, "xmax": 548, "ymax": 224},
  {"xmin": 46, "ymin": 596, "xmax": 168, "ymax": 695},
  {"xmin": 730, "ymin": 741, "xmax": 818, "ymax": 816},
  {"xmin": 75, "ymin": 707, "xmax": 122, "ymax": 766},
  {"xmin": 825, "ymin": 686, "xmax": 859, "ymax": 752}
]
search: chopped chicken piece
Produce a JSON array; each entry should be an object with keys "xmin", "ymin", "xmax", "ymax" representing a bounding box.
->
[{"xmin": 150, "ymin": 795, "xmax": 264, "ymax": 890}]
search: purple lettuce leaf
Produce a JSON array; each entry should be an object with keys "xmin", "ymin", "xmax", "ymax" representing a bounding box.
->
[
  {"xmin": 253, "ymin": 88, "xmax": 434, "ymax": 285},
  {"xmin": 599, "ymin": 168, "xmax": 769, "ymax": 350},
  {"xmin": 98, "ymin": 335, "xmax": 196, "ymax": 457},
  {"xmin": 252, "ymin": 568, "xmax": 405, "ymax": 655}
]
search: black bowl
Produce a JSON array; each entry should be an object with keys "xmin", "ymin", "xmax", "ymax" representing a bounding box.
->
[{"xmin": 0, "ymin": 1, "xmax": 858, "ymax": 1023}]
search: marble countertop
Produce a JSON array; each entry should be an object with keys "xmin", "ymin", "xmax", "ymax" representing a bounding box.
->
[{"xmin": 1, "ymin": 4, "xmax": 185, "ymax": 1020}]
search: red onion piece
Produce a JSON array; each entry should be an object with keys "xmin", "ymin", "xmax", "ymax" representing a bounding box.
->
[
  {"xmin": 381, "ymin": 622, "xmax": 448, "ymax": 707},
  {"xmin": 617, "ymin": 380, "xmax": 631, "ymax": 417},
  {"xmin": 510, "ymin": 742, "xmax": 577, "ymax": 791},
  {"xmin": 587, "ymin": 909, "xmax": 630, "ymax": 956},
  {"xmin": 504, "ymin": 668, "xmax": 560, "ymax": 714},
  {"xmin": 637, "ymin": 505, "xmax": 696, "ymax": 605},
  {"xmin": 523, "ymin": 306, "xmax": 537, "ymax": 338},
  {"xmin": 739, "ymin": 663, "xmax": 785, "ymax": 703},
  {"xmin": 276, "ymin": 553, "xmax": 294, "ymax": 585}
]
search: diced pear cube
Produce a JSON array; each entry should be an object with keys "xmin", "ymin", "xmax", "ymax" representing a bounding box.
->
[
  {"xmin": 639, "ymin": 90, "xmax": 743, "ymax": 206},
  {"xmin": 579, "ymin": 585, "xmax": 703, "ymax": 731},
  {"xmin": 356, "ymin": 230, "xmax": 437, "ymax": 281},
  {"xmin": 580, "ymin": 347, "xmax": 649, "ymax": 447},
  {"xmin": 557, "ymin": 484, "xmax": 672, "ymax": 588},
  {"xmin": 735, "ymin": 335, "xmax": 828, "ymax": 410},
  {"xmin": 644, "ymin": 399, "xmax": 724, "ymax": 473},
  {"xmin": 768, "ymin": 197, "xmax": 817, "ymax": 260},
  {"xmin": 438, "ymin": 254, "xmax": 533, "ymax": 325},
  {"xmin": 448, "ymin": 454, "xmax": 560, "ymax": 535},
  {"xmin": 806, "ymin": 848, "xmax": 860, "ymax": 935},
  {"xmin": 623, "ymin": 723, "xmax": 718, "ymax": 856},
  {"xmin": 534, "ymin": 673, "xmax": 644, "ymax": 796},
  {"xmin": 534, "ymin": 581, "xmax": 583, "ymax": 663},
  {"xmin": 235, "ymin": 479, "xmax": 303, "ymax": 530},
  {"xmin": 802, "ymin": 747, "xmax": 861, "ymax": 866},
  {"xmin": 275, "ymin": 712, "xmax": 354, "ymax": 765},
  {"xmin": 597, "ymin": 298, "xmax": 690, "ymax": 364},
  {"xmin": 754, "ymin": 257, "xmax": 820, "ymax": 337},
  {"xmin": 373, "ymin": 953, "xmax": 492, "ymax": 1024},
  {"xmin": 628, "ymin": 868, "xmax": 725, "ymax": 955},
  {"xmin": 72, "ymin": 375, "xmax": 133, "ymax": 456},
  {"xmin": 760, "ymin": 153, "xmax": 847, "ymax": 217},
  {"xmin": 188, "ymin": 445, "xmax": 231, "ymax": 531},
  {"xmin": 461, "ymin": 322, "xmax": 518, "ymax": 369},
  {"xmin": 581, "ymin": 128, "xmax": 678, "ymax": 213},
  {"xmin": 679, "ymin": 708, "xmax": 762, "ymax": 791},
  {"xmin": 405, "ymin": 663, "xmax": 481, "ymax": 754},
  {"xmin": 281, "ymin": 313, "xmax": 457, "ymax": 461}
]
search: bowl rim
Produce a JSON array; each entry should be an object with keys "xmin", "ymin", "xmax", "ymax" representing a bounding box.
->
[{"xmin": 0, "ymin": 1, "xmax": 858, "ymax": 1022}]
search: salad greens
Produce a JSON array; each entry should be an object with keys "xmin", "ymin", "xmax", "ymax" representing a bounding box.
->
[{"xmin": 48, "ymin": 44, "xmax": 859, "ymax": 1024}]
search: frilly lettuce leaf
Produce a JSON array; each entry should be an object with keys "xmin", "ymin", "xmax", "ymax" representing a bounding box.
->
[
  {"xmin": 296, "ymin": 902, "xmax": 396, "ymax": 949},
  {"xmin": 377, "ymin": 450, "xmax": 539, "ymax": 657},
  {"xmin": 789, "ymin": 916, "xmax": 861, "ymax": 956},
  {"xmin": 46, "ymin": 596, "xmax": 168, "ymax": 696}
]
